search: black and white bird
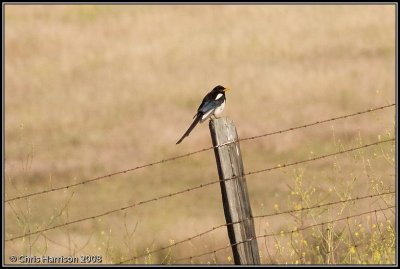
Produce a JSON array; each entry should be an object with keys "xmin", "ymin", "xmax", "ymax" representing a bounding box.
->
[{"xmin": 176, "ymin": 85, "xmax": 230, "ymax": 144}]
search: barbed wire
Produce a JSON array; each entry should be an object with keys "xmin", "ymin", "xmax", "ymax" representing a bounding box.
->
[
  {"xmin": 4, "ymin": 147, "xmax": 216, "ymax": 203},
  {"xmin": 118, "ymin": 191, "xmax": 394, "ymax": 263},
  {"xmin": 5, "ymin": 104, "xmax": 395, "ymax": 203},
  {"xmin": 236, "ymin": 104, "xmax": 395, "ymax": 143},
  {"xmin": 175, "ymin": 205, "xmax": 395, "ymax": 263},
  {"xmin": 5, "ymin": 138, "xmax": 394, "ymax": 243}
]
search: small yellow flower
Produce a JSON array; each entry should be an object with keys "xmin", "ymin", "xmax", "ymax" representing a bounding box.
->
[
  {"xmin": 349, "ymin": 246, "xmax": 356, "ymax": 254},
  {"xmin": 373, "ymin": 250, "xmax": 381, "ymax": 262},
  {"xmin": 227, "ymin": 256, "xmax": 232, "ymax": 262}
]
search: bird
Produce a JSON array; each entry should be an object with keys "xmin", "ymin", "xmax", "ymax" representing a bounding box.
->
[{"xmin": 176, "ymin": 85, "xmax": 230, "ymax": 144}]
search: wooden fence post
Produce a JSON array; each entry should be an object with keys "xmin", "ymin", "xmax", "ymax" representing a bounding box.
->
[{"xmin": 209, "ymin": 117, "xmax": 260, "ymax": 265}]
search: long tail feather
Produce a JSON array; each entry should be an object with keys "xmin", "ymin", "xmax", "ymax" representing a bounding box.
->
[{"xmin": 176, "ymin": 114, "xmax": 202, "ymax": 144}]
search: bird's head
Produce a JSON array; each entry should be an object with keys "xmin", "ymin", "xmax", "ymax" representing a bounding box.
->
[{"xmin": 212, "ymin": 85, "xmax": 231, "ymax": 94}]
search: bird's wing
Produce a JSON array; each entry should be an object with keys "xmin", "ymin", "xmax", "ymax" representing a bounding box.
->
[
  {"xmin": 197, "ymin": 92, "xmax": 225, "ymax": 114},
  {"xmin": 179, "ymin": 90, "xmax": 225, "ymax": 143}
]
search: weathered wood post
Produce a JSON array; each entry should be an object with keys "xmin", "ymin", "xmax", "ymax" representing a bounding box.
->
[{"xmin": 209, "ymin": 117, "xmax": 260, "ymax": 265}]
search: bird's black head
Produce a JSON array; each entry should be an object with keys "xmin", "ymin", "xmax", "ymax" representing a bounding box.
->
[{"xmin": 212, "ymin": 85, "xmax": 230, "ymax": 94}]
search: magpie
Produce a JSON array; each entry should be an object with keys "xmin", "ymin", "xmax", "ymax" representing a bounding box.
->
[{"xmin": 176, "ymin": 85, "xmax": 230, "ymax": 144}]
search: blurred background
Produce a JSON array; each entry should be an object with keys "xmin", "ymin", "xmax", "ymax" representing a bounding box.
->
[{"xmin": 5, "ymin": 5, "xmax": 395, "ymax": 264}]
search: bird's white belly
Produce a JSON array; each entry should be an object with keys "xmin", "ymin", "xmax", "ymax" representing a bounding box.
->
[{"xmin": 213, "ymin": 101, "xmax": 225, "ymax": 117}]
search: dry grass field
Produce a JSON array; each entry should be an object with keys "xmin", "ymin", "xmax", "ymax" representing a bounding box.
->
[{"xmin": 4, "ymin": 4, "xmax": 396, "ymax": 264}]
